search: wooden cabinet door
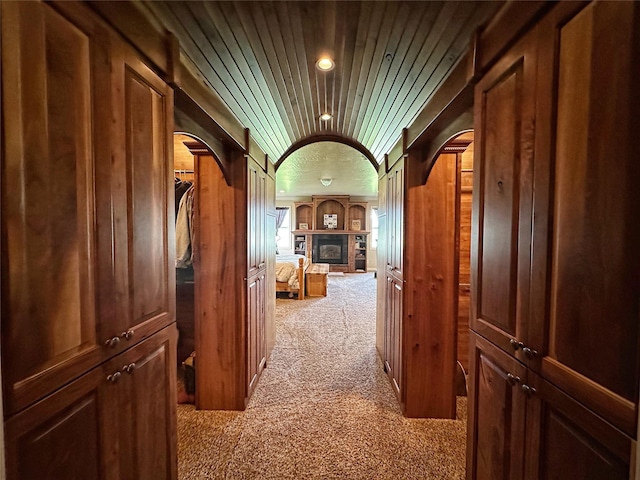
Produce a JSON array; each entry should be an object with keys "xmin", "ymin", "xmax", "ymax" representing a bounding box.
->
[
  {"xmin": 386, "ymin": 160, "xmax": 404, "ymax": 278},
  {"xmin": 467, "ymin": 332, "xmax": 527, "ymax": 480},
  {"xmin": 523, "ymin": 372, "xmax": 632, "ymax": 480},
  {"xmin": 248, "ymin": 159, "xmax": 267, "ymax": 277},
  {"xmin": 384, "ymin": 276, "xmax": 403, "ymax": 401},
  {"xmin": 470, "ymin": 25, "xmax": 537, "ymax": 359},
  {"xmin": 109, "ymin": 42, "xmax": 175, "ymax": 350},
  {"xmin": 4, "ymin": 365, "xmax": 113, "ymax": 480},
  {"xmin": 1, "ymin": 0, "xmax": 117, "ymax": 415},
  {"xmin": 111, "ymin": 325, "xmax": 177, "ymax": 480},
  {"xmin": 529, "ymin": 0, "xmax": 640, "ymax": 437},
  {"xmin": 247, "ymin": 273, "xmax": 266, "ymax": 397}
]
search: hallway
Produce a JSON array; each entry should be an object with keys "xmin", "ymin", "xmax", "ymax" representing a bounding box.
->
[{"xmin": 177, "ymin": 273, "xmax": 466, "ymax": 479}]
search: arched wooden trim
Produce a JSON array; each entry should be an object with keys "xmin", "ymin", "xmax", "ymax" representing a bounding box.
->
[
  {"xmin": 420, "ymin": 121, "xmax": 474, "ymax": 185},
  {"xmin": 274, "ymin": 134, "xmax": 378, "ymax": 171},
  {"xmin": 173, "ymin": 131, "xmax": 232, "ymax": 186}
]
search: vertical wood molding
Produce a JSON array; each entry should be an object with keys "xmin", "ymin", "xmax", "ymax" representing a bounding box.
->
[{"xmin": 0, "ymin": 1, "xmax": 6, "ymax": 476}]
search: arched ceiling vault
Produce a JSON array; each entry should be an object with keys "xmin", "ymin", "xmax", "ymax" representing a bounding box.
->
[{"xmin": 140, "ymin": 1, "xmax": 502, "ymax": 164}]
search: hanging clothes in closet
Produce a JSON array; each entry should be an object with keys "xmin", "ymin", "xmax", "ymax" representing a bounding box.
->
[{"xmin": 175, "ymin": 178, "xmax": 195, "ymax": 268}]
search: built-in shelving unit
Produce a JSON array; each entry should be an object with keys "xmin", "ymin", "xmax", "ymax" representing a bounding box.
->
[
  {"xmin": 354, "ymin": 234, "xmax": 367, "ymax": 272},
  {"xmin": 293, "ymin": 196, "xmax": 369, "ymax": 272},
  {"xmin": 294, "ymin": 234, "xmax": 308, "ymax": 256}
]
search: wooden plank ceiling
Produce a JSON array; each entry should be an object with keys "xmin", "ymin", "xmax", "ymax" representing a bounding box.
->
[{"xmin": 141, "ymin": 1, "xmax": 502, "ymax": 164}]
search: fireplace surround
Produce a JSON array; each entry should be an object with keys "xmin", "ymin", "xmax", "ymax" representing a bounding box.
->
[{"xmin": 312, "ymin": 234, "xmax": 348, "ymax": 265}]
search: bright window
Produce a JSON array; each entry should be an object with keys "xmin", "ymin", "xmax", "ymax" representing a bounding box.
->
[
  {"xmin": 276, "ymin": 207, "xmax": 291, "ymax": 251},
  {"xmin": 370, "ymin": 207, "xmax": 379, "ymax": 250}
]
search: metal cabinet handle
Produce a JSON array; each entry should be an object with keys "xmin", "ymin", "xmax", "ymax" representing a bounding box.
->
[
  {"xmin": 105, "ymin": 336, "xmax": 121, "ymax": 348},
  {"xmin": 121, "ymin": 329, "xmax": 134, "ymax": 340},
  {"xmin": 522, "ymin": 347, "xmax": 538, "ymax": 358},
  {"xmin": 122, "ymin": 363, "xmax": 136, "ymax": 374},
  {"xmin": 107, "ymin": 372, "xmax": 122, "ymax": 383},
  {"xmin": 521, "ymin": 384, "xmax": 537, "ymax": 396},
  {"xmin": 509, "ymin": 339, "xmax": 521, "ymax": 350},
  {"xmin": 507, "ymin": 373, "xmax": 521, "ymax": 385}
]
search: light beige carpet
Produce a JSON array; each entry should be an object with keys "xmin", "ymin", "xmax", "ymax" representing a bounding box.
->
[{"xmin": 178, "ymin": 273, "xmax": 466, "ymax": 479}]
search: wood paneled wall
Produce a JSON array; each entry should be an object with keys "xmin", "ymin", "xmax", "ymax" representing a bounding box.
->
[
  {"xmin": 403, "ymin": 150, "xmax": 458, "ymax": 418},
  {"xmin": 194, "ymin": 151, "xmax": 247, "ymax": 410}
]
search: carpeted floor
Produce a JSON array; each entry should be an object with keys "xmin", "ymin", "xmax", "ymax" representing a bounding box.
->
[{"xmin": 177, "ymin": 272, "xmax": 467, "ymax": 479}]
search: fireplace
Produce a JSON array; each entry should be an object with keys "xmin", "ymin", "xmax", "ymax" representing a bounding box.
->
[{"xmin": 312, "ymin": 234, "xmax": 348, "ymax": 265}]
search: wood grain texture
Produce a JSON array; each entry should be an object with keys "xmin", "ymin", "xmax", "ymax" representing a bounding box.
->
[
  {"xmin": 457, "ymin": 143, "xmax": 474, "ymax": 372},
  {"xmin": 140, "ymin": 0, "xmax": 501, "ymax": 163},
  {"xmin": 524, "ymin": 372, "xmax": 632, "ymax": 480},
  {"xmin": 403, "ymin": 151, "xmax": 457, "ymax": 418},
  {"xmin": 527, "ymin": 0, "xmax": 640, "ymax": 437},
  {"xmin": 114, "ymin": 325, "xmax": 178, "ymax": 480},
  {"xmin": 194, "ymin": 151, "xmax": 247, "ymax": 410},
  {"xmin": 471, "ymin": 28, "xmax": 536, "ymax": 357},
  {"xmin": 466, "ymin": 332, "xmax": 527, "ymax": 480}
]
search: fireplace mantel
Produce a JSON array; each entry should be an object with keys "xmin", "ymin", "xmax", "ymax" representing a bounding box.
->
[{"xmin": 292, "ymin": 230, "xmax": 370, "ymax": 235}]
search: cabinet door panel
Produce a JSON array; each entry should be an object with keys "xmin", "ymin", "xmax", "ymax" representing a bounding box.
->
[
  {"xmin": 247, "ymin": 273, "xmax": 266, "ymax": 397},
  {"xmin": 247, "ymin": 160, "xmax": 267, "ymax": 276},
  {"xmin": 5, "ymin": 366, "xmax": 111, "ymax": 480},
  {"xmin": 112, "ymin": 47, "xmax": 174, "ymax": 343},
  {"xmin": 467, "ymin": 333, "xmax": 527, "ymax": 480},
  {"xmin": 530, "ymin": 0, "xmax": 640, "ymax": 437},
  {"xmin": 114, "ymin": 326, "xmax": 177, "ymax": 480},
  {"xmin": 384, "ymin": 276, "xmax": 403, "ymax": 401},
  {"xmin": 1, "ymin": 0, "xmax": 114, "ymax": 415},
  {"xmin": 524, "ymin": 373, "xmax": 631, "ymax": 480},
  {"xmin": 471, "ymin": 29, "xmax": 537, "ymax": 356}
]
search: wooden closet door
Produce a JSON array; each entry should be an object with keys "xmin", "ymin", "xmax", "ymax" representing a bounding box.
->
[
  {"xmin": 113, "ymin": 325, "xmax": 177, "ymax": 480},
  {"xmin": 247, "ymin": 273, "xmax": 266, "ymax": 398},
  {"xmin": 386, "ymin": 160, "xmax": 404, "ymax": 278},
  {"xmin": 1, "ymin": 1, "xmax": 115, "ymax": 415},
  {"xmin": 4, "ymin": 366, "xmax": 112, "ymax": 480},
  {"xmin": 529, "ymin": 0, "xmax": 640, "ymax": 437},
  {"xmin": 109, "ymin": 41, "xmax": 175, "ymax": 349},
  {"xmin": 467, "ymin": 332, "xmax": 527, "ymax": 480},
  {"xmin": 384, "ymin": 276, "xmax": 403, "ymax": 401},
  {"xmin": 247, "ymin": 159, "xmax": 267, "ymax": 277},
  {"xmin": 470, "ymin": 26, "xmax": 537, "ymax": 360},
  {"xmin": 523, "ymin": 372, "xmax": 632, "ymax": 480}
]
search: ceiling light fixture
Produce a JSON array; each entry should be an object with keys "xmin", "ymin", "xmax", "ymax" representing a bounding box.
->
[
  {"xmin": 316, "ymin": 57, "xmax": 335, "ymax": 72},
  {"xmin": 320, "ymin": 113, "xmax": 332, "ymax": 121},
  {"xmin": 320, "ymin": 178, "xmax": 333, "ymax": 187}
]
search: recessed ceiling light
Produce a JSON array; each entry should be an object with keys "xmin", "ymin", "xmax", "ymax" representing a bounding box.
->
[
  {"xmin": 320, "ymin": 113, "xmax": 332, "ymax": 121},
  {"xmin": 316, "ymin": 57, "xmax": 335, "ymax": 71}
]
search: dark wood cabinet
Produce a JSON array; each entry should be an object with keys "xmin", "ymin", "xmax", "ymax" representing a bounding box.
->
[
  {"xmin": 1, "ymin": 1, "xmax": 177, "ymax": 477},
  {"xmin": 383, "ymin": 275, "xmax": 403, "ymax": 401},
  {"xmin": 248, "ymin": 158, "xmax": 267, "ymax": 277},
  {"xmin": 470, "ymin": 23, "xmax": 537, "ymax": 360},
  {"xmin": 467, "ymin": 333, "xmax": 527, "ymax": 480},
  {"xmin": 468, "ymin": 332, "xmax": 633, "ymax": 480},
  {"xmin": 5, "ymin": 326, "xmax": 177, "ymax": 480},
  {"xmin": 469, "ymin": 1, "xmax": 640, "ymax": 477},
  {"xmin": 247, "ymin": 273, "xmax": 267, "ymax": 397},
  {"xmin": 386, "ymin": 160, "xmax": 404, "ymax": 277},
  {"xmin": 528, "ymin": 0, "xmax": 640, "ymax": 438}
]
